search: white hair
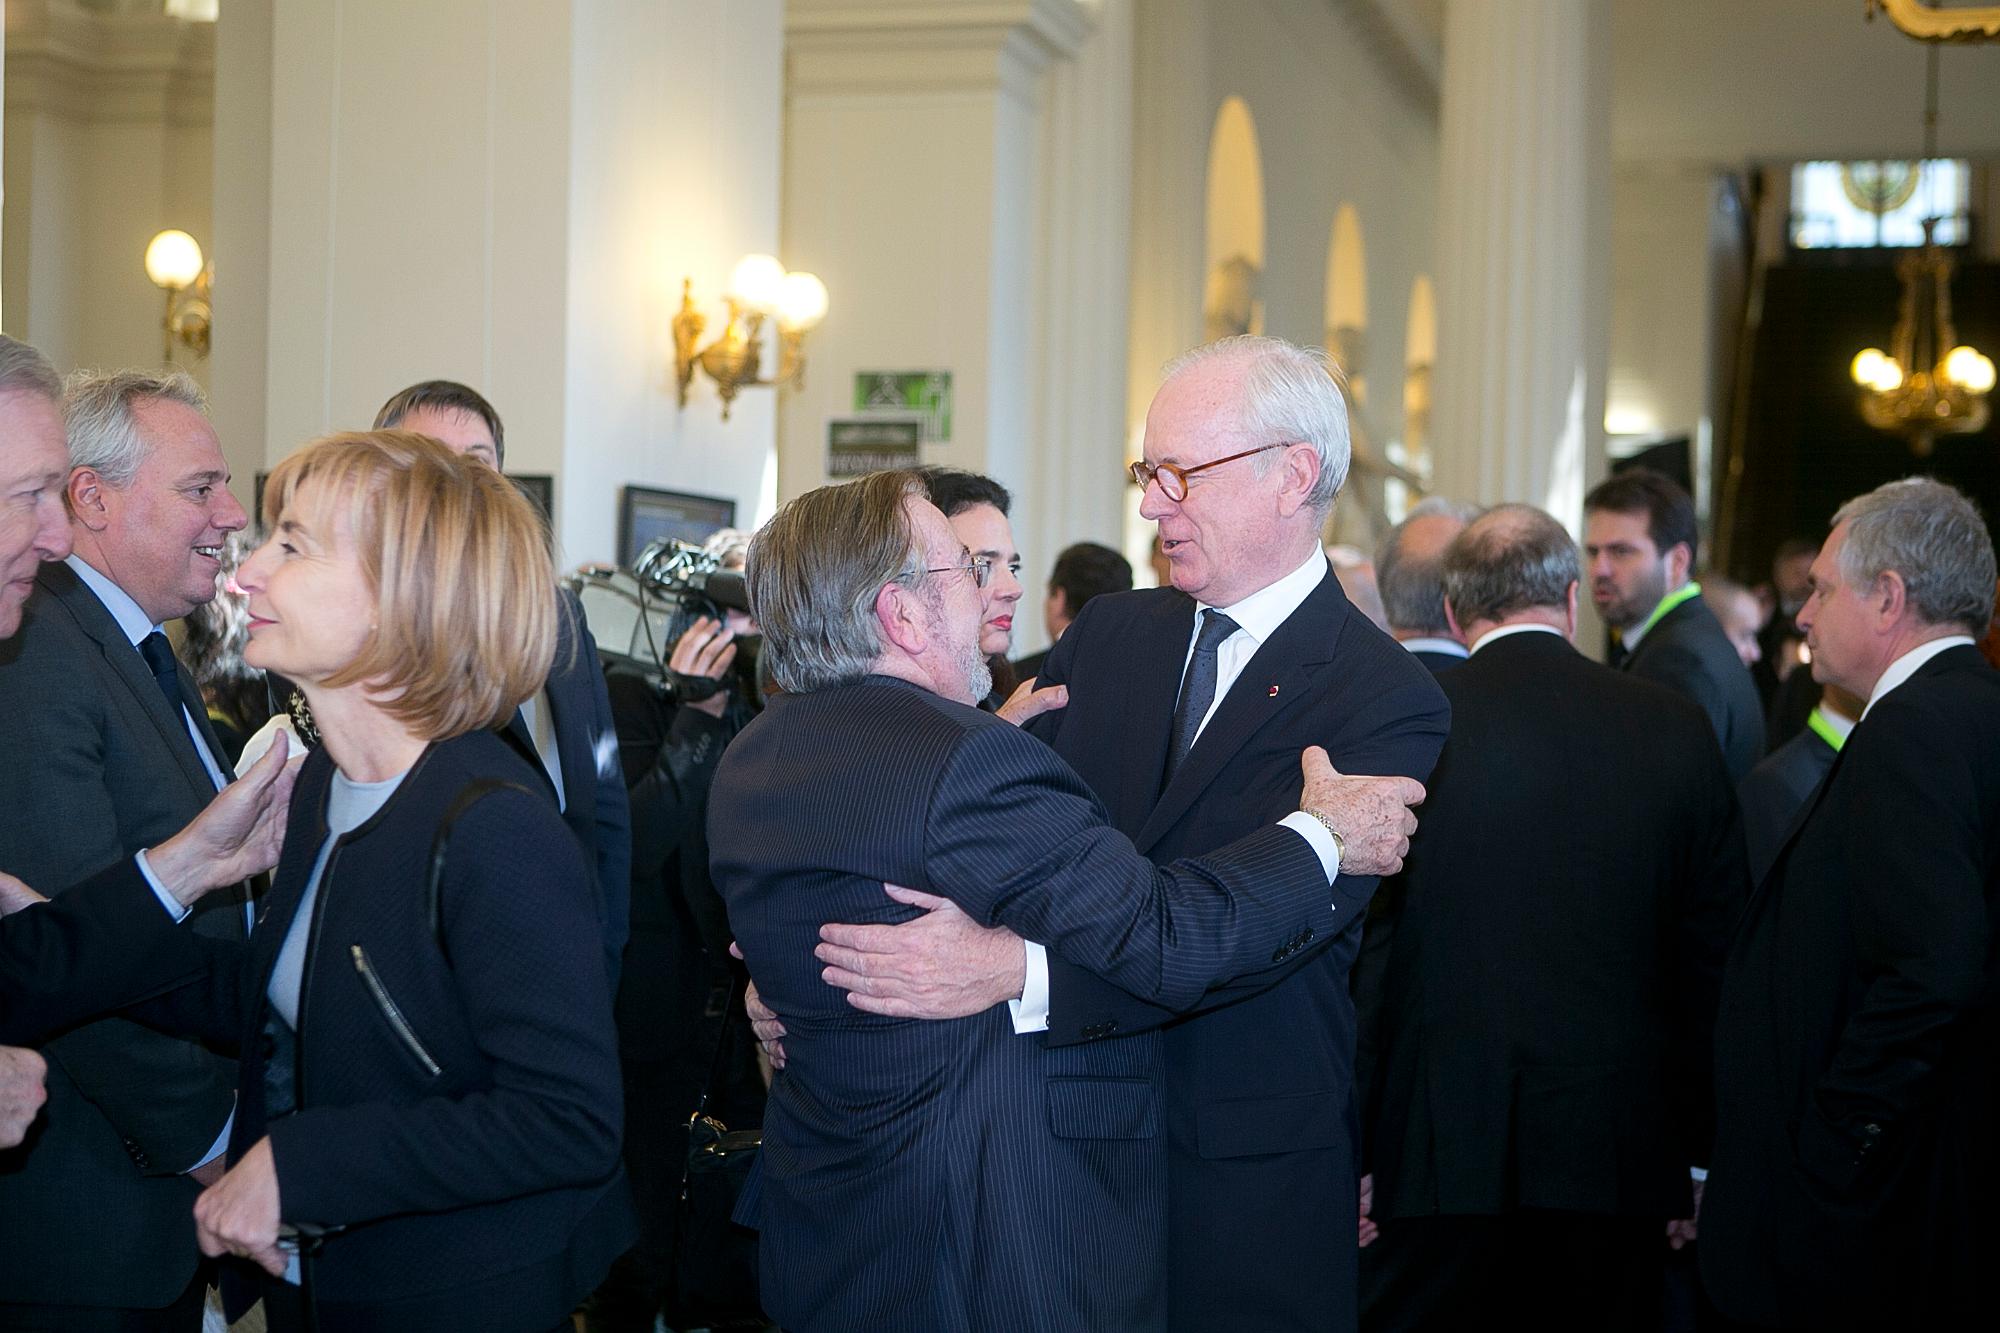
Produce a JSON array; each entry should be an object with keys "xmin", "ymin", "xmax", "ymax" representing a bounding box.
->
[
  {"xmin": 1831, "ymin": 478, "xmax": 1995, "ymax": 635},
  {"xmin": 1160, "ymin": 335, "xmax": 1353, "ymax": 512},
  {"xmin": 61, "ymin": 368, "xmax": 208, "ymax": 487}
]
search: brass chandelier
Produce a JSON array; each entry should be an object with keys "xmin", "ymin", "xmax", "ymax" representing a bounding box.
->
[{"xmin": 1848, "ymin": 45, "xmax": 1993, "ymax": 455}]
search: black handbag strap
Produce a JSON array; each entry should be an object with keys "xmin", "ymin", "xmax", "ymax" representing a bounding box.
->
[{"xmin": 425, "ymin": 778, "xmax": 537, "ymax": 967}]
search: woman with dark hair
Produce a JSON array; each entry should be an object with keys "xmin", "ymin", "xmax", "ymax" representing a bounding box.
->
[{"xmin": 916, "ymin": 467, "xmax": 1024, "ymax": 709}]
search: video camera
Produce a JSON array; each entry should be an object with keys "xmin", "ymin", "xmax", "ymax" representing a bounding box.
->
[{"xmin": 569, "ymin": 539, "xmax": 757, "ymax": 702}]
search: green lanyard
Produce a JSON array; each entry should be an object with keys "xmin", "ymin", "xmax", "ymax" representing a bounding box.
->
[
  {"xmin": 1805, "ymin": 706, "xmax": 1848, "ymax": 753},
  {"xmin": 1635, "ymin": 581, "xmax": 1703, "ymax": 641}
]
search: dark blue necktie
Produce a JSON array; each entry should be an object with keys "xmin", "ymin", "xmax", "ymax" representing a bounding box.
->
[
  {"xmin": 137, "ymin": 631, "xmax": 185, "ymax": 719},
  {"xmin": 1164, "ymin": 609, "xmax": 1239, "ymax": 787}
]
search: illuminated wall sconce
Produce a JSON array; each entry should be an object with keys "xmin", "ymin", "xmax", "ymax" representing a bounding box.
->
[
  {"xmin": 145, "ymin": 229, "xmax": 212, "ymax": 364},
  {"xmin": 673, "ymin": 254, "xmax": 828, "ymax": 420}
]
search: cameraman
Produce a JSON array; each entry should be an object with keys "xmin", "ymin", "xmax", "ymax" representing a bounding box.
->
[{"xmin": 588, "ymin": 605, "xmax": 768, "ymax": 1333}]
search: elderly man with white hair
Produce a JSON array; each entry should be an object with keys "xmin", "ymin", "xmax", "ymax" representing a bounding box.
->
[{"xmin": 1702, "ymin": 477, "xmax": 2000, "ymax": 1330}]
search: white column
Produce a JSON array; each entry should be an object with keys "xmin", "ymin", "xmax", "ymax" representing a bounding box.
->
[
  {"xmin": 1020, "ymin": 0, "xmax": 1133, "ymax": 621},
  {"xmin": 1121, "ymin": 0, "xmax": 1207, "ymax": 578},
  {"xmin": 778, "ymin": 0, "xmax": 1090, "ymax": 492},
  {"xmin": 1431, "ymin": 0, "xmax": 1610, "ymax": 531}
]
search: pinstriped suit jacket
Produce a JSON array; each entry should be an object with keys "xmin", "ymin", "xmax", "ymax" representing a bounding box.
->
[
  {"xmin": 0, "ymin": 561, "xmax": 245, "ymax": 1308},
  {"xmin": 708, "ymin": 675, "xmax": 1331, "ymax": 1332}
]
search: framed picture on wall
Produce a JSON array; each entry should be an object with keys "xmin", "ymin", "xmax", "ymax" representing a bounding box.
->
[{"xmin": 617, "ymin": 485, "xmax": 737, "ymax": 570}]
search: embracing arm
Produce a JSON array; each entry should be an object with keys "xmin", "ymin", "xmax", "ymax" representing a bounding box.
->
[
  {"xmin": 915, "ymin": 725, "xmax": 1337, "ymax": 1013},
  {"xmin": 1039, "ymin": 677, "xmax": 1448, "ymax": 1045},
  {"xmin": 267, "ymin": 790, "xmax": 621, "ymax": 1227}
]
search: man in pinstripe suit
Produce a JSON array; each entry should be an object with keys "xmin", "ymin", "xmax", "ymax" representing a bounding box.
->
[
  {"xmin": 708, "ymin": 469, "xmax": 1421, "ymax": 1332},
  {"xmin": 808, "ymin": 338, "xmax": 1450, "ymax": 1331}
]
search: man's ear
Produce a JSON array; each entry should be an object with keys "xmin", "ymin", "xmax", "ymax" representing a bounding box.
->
[
  {"xmin": 873, "ymin": 580, "xmax": 928, "ymax": 657},
  {"xmin": 66, "ymin": 468, "xmax": 111, "ymax": 532},
  {"xmin": 1667, "ymin": 541, "xmax": 1694, "ymax": 588},
  {"xmin": 1873, "ymin": 569, "xmax": 1909, "ymax": 629},
  {"xmin": 1443, "ymin": 596, "xmax": 1464, "ymax": 642},
  {"xmin": 1274, "ymin": 443, "xmax": 1323, "ymax": 518},
  {"xmin": 1564, "ymin": 580, "xmax": 1579, "ymax": 640}
]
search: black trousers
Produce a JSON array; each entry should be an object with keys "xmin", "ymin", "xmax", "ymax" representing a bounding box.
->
[
  {"xmin": 0, "ymin": 1264, "xmax": 207, "ymax": 1333},
  {"xmin": 1360, "ymin": 1210, "xmax": 1663, "ymax": 1333},
  {"xmin": 259, "ymin": 1280, "xmax": 573, "ymax": 1333}
]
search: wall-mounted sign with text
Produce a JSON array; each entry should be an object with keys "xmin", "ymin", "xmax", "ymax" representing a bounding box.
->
[
  {"xmin": 827, "ymin": 418, "xmax": 923, "ymax": 478},
  {"xmin": 854, "ymin": 370, "xmax": 952, "ymax": 445}
]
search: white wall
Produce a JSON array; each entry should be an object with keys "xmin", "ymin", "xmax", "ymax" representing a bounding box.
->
[
  {"xmin": 1608, "ymin": 162, "xmax": 1714, "ymax": 443},
  {"xmin": 261, "ymin": 0, "xmax": 571, "ymax": 525},
  {"xmin": 561, "ymin": 0, "xmax": 782, "ymax": 558},
  {"xmin": 253, "ymin": 0, "xmax": 781, "ymax": 568}
]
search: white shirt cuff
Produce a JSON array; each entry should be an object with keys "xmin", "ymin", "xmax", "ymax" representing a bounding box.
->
[
  {"xmin": 1008, "ymin": 941, "xmax": 1051, "ymax": 1034},
  {"xmin": 187, "ymin": 1104, "xmax": 234, "ymax": 1173},
  {"xmin": 1279, "ymin": 810, "xmax": 1344, "ymax": 884},
  {"xmin": 1689, "ymin": 1165, "xmax": 1709, "ymax": 1183},
  {"xmin": 134, "ymin": 850, "xmax": 192, "ymax": 924}
]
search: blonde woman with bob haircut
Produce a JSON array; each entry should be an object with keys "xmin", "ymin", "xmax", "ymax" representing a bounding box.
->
[{"xmin": 120, "ymin": 431, "xmax": 632, "ymax": 1332}]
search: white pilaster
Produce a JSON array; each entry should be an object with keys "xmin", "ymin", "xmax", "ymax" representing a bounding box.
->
[{"xmin": 1431, "ymin": 0, "xmax": 1610, "ymax": 531}]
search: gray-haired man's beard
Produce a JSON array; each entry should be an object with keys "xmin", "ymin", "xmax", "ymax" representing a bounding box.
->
[{"xmin": 962, "ymin": 638, "xmax": 993, "ymax": 704}]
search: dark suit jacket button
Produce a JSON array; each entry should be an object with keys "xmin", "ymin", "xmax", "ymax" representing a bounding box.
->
[
  {"xmin": 1272, "ymin": 946, "xmax": 1289, "ymax": 962},
  {"xmin": 1302, "ymin": 927, "xmax": 1315, "ymax": 944},
  {"xmin": 1102, "ymin": 1020, "xmax": 1118, "ymax": 1035}
]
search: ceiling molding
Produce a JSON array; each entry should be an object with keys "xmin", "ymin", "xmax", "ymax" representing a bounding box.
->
[{"xmin": 4, "ymin": 0, "xmax": 213, "ymax": 127}]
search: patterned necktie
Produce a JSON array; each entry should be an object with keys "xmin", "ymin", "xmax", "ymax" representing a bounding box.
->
[
  {"xmin": 1164, "ymin": 609, "xmax": 1240, "ymax": 787},
  {"xmin": 137, "ymin": 631, "xmax": 185, "ymax": 718}
]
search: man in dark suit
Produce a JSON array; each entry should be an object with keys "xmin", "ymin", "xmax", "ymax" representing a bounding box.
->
[
  {"xmin": 1375, "ymin": 496, "xmax": 1480, "ymax": 675},
  {"xmin": 710, "ymin": 469, "xmax": 1419, "ymax": 1331},
  {"xmin": 1585, "ymin": 469, "xmax": 1764, "ymax": 780},
  {"xmin": 0, "ymin": 368, "xmax": 252, "ymax": 1330},
  {"xmin": 805, "ymin": 337, "xmax": 1450, "ymax": 1332},
  {"xmin": 1735, "ymin": 683, "xmax": 1860, "ymax": 883},
  {"xmin": 1352, "ymin": 505, "xmax": 1745, "ymax": 1331},
  {"xmin": 1701, "ymin": 478, "xmax": 2000, "ymax": 1329},
  {"xmin": 0, "ymin": 337, "xmax": 292, "ymax": 1148},
  {"xmin": 374, "ymin": 380, "xmax": 631, "ymax": 985}
]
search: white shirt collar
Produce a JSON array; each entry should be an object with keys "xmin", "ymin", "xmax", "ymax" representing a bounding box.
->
[
  {"xmin": 65, "ymin": 553, "xmax": 161, "ymax": 646},
  {"xmin": 1398, "ymin": 636, "xmax": 1468, "ymax": 659},
  {"xmin": 1469, "ymin": 622, "xmax": 1566, "ymax": 655},
  {"xmin": 1196, "ymin": 547, "xmax": 1328, "ymax": 647},
  {"xmin": 1862, "ymin": 635, "xmax": 1977, "ymax": 719}
]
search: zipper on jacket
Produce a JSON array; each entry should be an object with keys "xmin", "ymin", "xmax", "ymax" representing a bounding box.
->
[{"xmin": 350, "ymin": 945, "xmax": 443, "ymax": 1077}]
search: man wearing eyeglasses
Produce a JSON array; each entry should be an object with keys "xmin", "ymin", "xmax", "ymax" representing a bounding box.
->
[{"xmin": 807, "ymin": 336, "xmax": 1450, "ymax": 1332}]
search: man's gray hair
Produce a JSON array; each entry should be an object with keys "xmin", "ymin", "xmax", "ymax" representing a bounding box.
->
[
  {"xmin": 0, "ymin": 335, "xmax": 63, "ymax": 402},
  {"xmin": 1830, "ymin": 478, "xmax": 1995, "ymax": 635},
  {"xmin": 62, "ymin": 368, "xmax": 208, "ymax": 487},
  {"xmin": 1160, "ymin": 335, "xmax": 1352, "ymax": 512},
  {"xmin": 1441, "ymin": 504, "xmax": 1581, "ymax": 626},
  {"xmin": 746, "ymin": 470, "xmax": 927, "ymax": 694},
  {"xmin": 1376, "ymin": 496, "xmax": 1483, "ymax": 634}
]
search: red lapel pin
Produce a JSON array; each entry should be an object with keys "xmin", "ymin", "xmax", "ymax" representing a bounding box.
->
[{"xmin": 1268, "ymin": 684, "xmax": 1281, "ymax": 697}]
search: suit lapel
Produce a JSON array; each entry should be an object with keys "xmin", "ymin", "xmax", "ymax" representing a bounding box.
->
[
  {"xmin": 1134, "ymin": 568, "xmax": 1345, "ymax": 855},
  {"xmin": 41, "ymin": 565, "xmax": 218, "ymax": 798},
  {"xmin": 1752, "ymin": 644, "xmax": 1987, "ymax": 907},
  {"xmin": 1103, "ymin": 594, "xmax": 1197, "ymax": 837}
]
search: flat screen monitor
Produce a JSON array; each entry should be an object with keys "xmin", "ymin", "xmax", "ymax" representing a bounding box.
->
[{"xmin": 617, "ymin": 485, "xmax": 737, "ymax": 570}]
